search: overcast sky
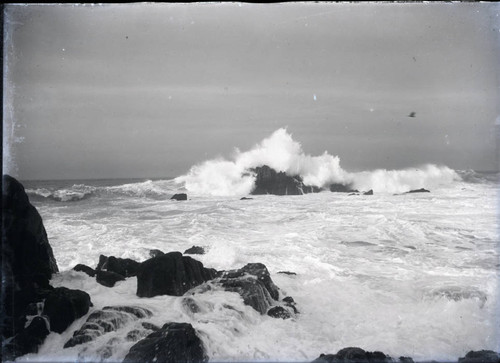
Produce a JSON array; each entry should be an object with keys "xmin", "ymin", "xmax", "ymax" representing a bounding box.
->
[{"xmin": 3, "ymin": 3, "xmax": 500, "ymax": 180}]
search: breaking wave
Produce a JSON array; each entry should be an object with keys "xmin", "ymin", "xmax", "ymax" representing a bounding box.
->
[{"xmin": 175, "ymin": 128, "xmax": 460, "ymax": 196}]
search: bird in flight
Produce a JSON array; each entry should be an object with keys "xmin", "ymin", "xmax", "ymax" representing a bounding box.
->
[{"xmin": 408, "ymin": 112, "xmax": 416, "ymax": 118}]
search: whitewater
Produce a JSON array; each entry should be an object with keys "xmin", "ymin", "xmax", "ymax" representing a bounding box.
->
[{"xmin": 19, "ymin": 129, "xmax": 500, "ymax": 362}]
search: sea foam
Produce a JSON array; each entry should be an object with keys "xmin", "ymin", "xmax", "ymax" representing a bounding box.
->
[{"xmin": 175, "ymin": 128, "xmax": 459, "ymax": 196}]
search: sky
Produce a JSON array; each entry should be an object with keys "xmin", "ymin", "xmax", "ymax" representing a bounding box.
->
[{"xmin": 3, "ymin": 3, "xmax": 500, "ymax": 180}]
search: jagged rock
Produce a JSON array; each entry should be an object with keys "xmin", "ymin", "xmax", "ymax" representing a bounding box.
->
[
  {"xmin": 267, "ymin": 306, "xmax": 292, "ymax": 319},
  {"xmin": 149, "ymin": 249, "xmax": 164, "ymax": 258},
  {"xmin": 96, "ymin": 255, "xmax": 140, "ymax": 277},
  {"xmin": 458, "ymin": 350, "xmax": 500, "ymax": 363},
  {"xmin": 64, "ymin": 306, "xmax": 153, "ymax": 348},
  {"xmin": 96, "ymin": 270, "xmax": 126, "ymax": 287},
  {"xmin": 250, "ymin": 165, "xmax": 319, "ymax": 196},
  {"xmin": 2, "ymin": 316, "xmax": 50, "ymax": 360},
  {"xmin": 312, "ymin": 347, "xmax": 397, "ymax": 363},
  {"xmin": 217, "ymin": 263, "xmax": 280, "ymax": 314},
  {"xmin": 171, "ymin": 193, "xmax": 188, "ymax": 201},
  {"xmin": 123, "ymin": 322, "xmax": 208, "ymax": 363},
  {"xmin": 406, "ymin": 188, "xmax": 430, "ymax": 193},
  {"xmin": 136, "ymin": 252, "xmax": 217, "ymax": 298},
  {"xmin": 184, "ymin": 246, "xmax": 205, "ymax": 255},
  {"xmin": 73, "ymin": 264, "xmax": 96, "ymax": 277},
  {"xmin": 2, "ymin": 175, "xmax": 59, "ymax": 338},
  {"xmin": 363, "ymin": 190, "xmax": 374, "ymax": 195},
  {"xmin": 42, "ymin": 287, "xmax": 92, "ymax": 334},
  {"xmin": 329, "ymin": 183, "xmax": 359, "ymax": 193}
]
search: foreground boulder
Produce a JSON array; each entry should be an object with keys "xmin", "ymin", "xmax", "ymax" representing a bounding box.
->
[
  {"xmin": 312, "ymin": 347, "xmax": 404, "ymax": 363},
  {"xmin": 96, "ymin": 255, "xmax": 140, "ymax": 278},
  {"xmin": 2, "ymin": 175, "xmax": 59, "ymax": 338},
  {"xmin": 64, "ymin": 306, "xmax": 153, "ymax": 348},
  {"xmin": 2, "ymin": 316, "xmax": 50, "ymax": 360},
  {"xmin": 250, "ymin": 165, "xmax": 320, "ymax": 196},
  {"xmin": 73, "ymin": 263, "xmax": 96, "ymax": 277},
  {"xmin": 184, "ymin": 246, "xmax": 205, "ymax": 255},
  {"xmin": 458, "ymin": 350, "xmax": 500, "ymax": 363},
  {"xmin": 42, "ymin": 287, "xmax": 92, "ymax": 333},
  {"xmin": 136, "ymin": 252, "xmax": 217, "ymax": 298},
  {"xmin": 96, "ymin": 270, "xmax": 126, "ymax": 287},
  {"xmin": 123, "ymin": 322, "xmax": 208, "ymax": 363},
  {"xmin": 217, "ymin": 263, "xmax": 280, "ymax": 314},
  {"xmin": 171, "ymin": 193, "xmax": 188, "ymax": 201}
]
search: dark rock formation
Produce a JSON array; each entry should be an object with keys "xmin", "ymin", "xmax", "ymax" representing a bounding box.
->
[
  {"xmin": 96, "ymin": 270, "xmax": 126, "ymax": 287},
  {"xmin": 171, "ymin": 193, "xmax": 188, "ymax": 201},
  {"xmin": 96, "ymin": 255, "xmax": 140, "ymax": 278},
  {"xmin": 218, "ymin": 263, "xmax": 280, "ymax": 314},
  {"xmin": 73, "ymin": 264, "xmax": 96, "ymax": 277},
  {"xmin": 312, "ymin": 347, "xmax": 394, "ymax": 363},
  {"xmin": 240, "ymin": 197, "xmax": 253, "ymax": 200},
  {"xmin": 250, "ymin": 165, "xmax": 320, "ymax": 196},
  {"xmin": 123, "ymin": 322, "xmax": 208, "ymax": 363},
  {"xmin": 184, "ymin": 246, "xmax": 205, "ymax": 255},
  {"xmin": 329, "ymin": 183, "xmax": 359, "ymax": 193},
  {"xmin": 458, "ymin": 350, "xmax": 500, "ymax": 363},
  {"xmin": 2, "ymin": 316, "xmax": 50, "ymax": 360},
  {"xmin": 277, "ymin": 271, "xmax": 297, "ymax": 275},
  {"xmin": 64, "ymin": 306, "xmax": 153, "ymax": 349},
  {"xmin": 406, "ymin": 188, "xmax": 430, "ymax": 193},
  {"xmin": 2, "ymin": 175, "xmax": 59, "ymax": 338},
  {"xmin": 267, "ymin": 306, "xmax": 292, "ymax": 319},
  {"xmin": 363, "ymin": 190, "xmax": 374, "ymax": 195},
  {"xmin": 149, "ymin": 249, "xmax": 165, "ymax": 258},
  {"xmin": 283, "ymin": 296, "xmax": 299, "ymax": 314},
  {"xmin": 42, "ymin": 287, "xmax": 92, "ymax": 333},
  {"xmin": 136, "ymin": 252, "xmax": 217, "ymax": 298}
]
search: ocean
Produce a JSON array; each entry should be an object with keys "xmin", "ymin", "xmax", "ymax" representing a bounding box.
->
[
  {"xmin": 18, "ymin": 169, "xmax": 500, "ymax": 362},
  {"xmin": 12, "ymin": 129, "xmax": 500, "ymax": 362}
]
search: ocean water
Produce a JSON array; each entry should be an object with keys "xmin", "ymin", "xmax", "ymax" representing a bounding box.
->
[
  {"xmin": 19, "ymin": 170, "xmax": 500, "ymax": 362},
  {"xmin": 14, "ymin": 129, "xmax": 500, "ymax": 362}
]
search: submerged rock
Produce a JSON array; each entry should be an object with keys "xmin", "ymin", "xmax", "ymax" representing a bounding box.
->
[
  {"xmin": 123, "ymin": 322, "xmax": 208, "ymax": 363},
  {"xmin": 42, "ymin": 287, "xmax": 92, "ymax": 334},
  {"xmin": 240, "ymin": 197, "xmax": 253, "ymax": 200},
  {"xmin": 184, "ymin": 245, "xmax": 205, "ymax": 255},
  {"xmin": 171, "ymin": 193, "xmax": 188, "ymax": 201},
  {"xmin": 406, "ymin": 188, "xmax": 430, "ymax": 193},
  {"xmin": 2, "ymin": 175, "xmax": 59, "ymax": 339},
  {"xmin": 458, "ymin": 350, "xmax": 500, "ymax": 363},
  {"xmin": 136, "ymin": 252, "xmax": 217, "ymax": 298},
  {"xmin": 267, "ymin": 306, "xmax": 292, "ymax": 319},
  {"xmin": 64, "ymin": 306, "xmax": 153, "ymax": 348}
]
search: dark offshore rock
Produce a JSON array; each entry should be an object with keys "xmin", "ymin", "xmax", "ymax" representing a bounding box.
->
[
  {"xmin": 218, "ymin": 263, "xmax": 280, "ymax": 314},
  {"xmin": 184, "ymin": 245, "xmax": 205, "ymax": 255},
  {"xmin": 278, "ymin": 271, "xmax": 297, "ymax": 275},
  {"xmin": 363, "ymin": 190, "xmax": 374, "ymax": 195},
  {"xmin": 96, "ymin": 255, "xmax": 140, "ymax": 277},
  {"xmin": 2, "ymin": 316, "xmax": 51, "ymax": 360},
  {"xmin": 64, "ymin": 306, "xmax": 153, "ymax": 348},
  {"xmin": 250, "ymin": 165, "xmax": 319, "ymax": 196},
  {"xmin": 171, "ymin": 193, "xmax": 188, "ymax": 201},
  {"xmin": 136, "ymin": 252, "xmax": 217, "ymax": 298},
  {"xmin": 267, "ymin": 306, "xmax": 292, "ymax": 319},
  {"xmin": 329, "ymin": 183, "xmax": 359, "ymax": 193},
  {"xmin": 96, "ymin": 270, "xmax": 126, "ymax": 287},
  {"xmin": 123, "ymin": 322, "xmax": 208, "ymax": 363},
  {"xmin": 73, "ymin": 263, "xmax": 96, "ymax": 277},
  {"xmin": 2, "ymin": 175, "xmax": 59, "ymax": 338},
  {"xmin": 458, "ymin": 350, "xmax": 500, "ymax": 363},
  {"xmin": 240, "ymin": 197, "xmax": 253, "ymax": 200},
  {"xmin": 42, "ymin": 287, "xmax": 92, "ymax": 334},
  {"xmin": 312, "ymin": 347, "xmax": 396, "ymax": 363},
  {"xmin": 283, "ymin": 296, "xmax": 299, "ymax": 314},
  {"xmin": 406, "ymin": 188, "xmax": 430, "ymax": 193}
]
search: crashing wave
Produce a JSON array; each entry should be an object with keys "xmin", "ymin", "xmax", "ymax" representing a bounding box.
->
[{"xmin": 175, "ymin": 128, "xmax": 460, "ymax": 196}]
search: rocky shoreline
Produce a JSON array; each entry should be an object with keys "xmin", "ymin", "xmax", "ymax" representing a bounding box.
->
[{"xmin": 2, "ymin": 175, "xmax": 498, "ymax": 363}]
